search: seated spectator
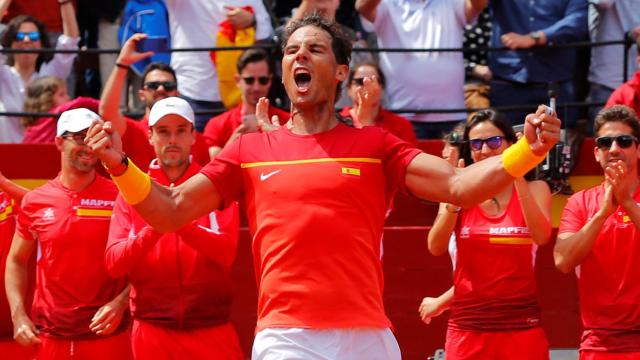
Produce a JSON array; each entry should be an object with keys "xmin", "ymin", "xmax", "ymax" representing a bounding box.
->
[
  {"xmin": 587, "ymin": 0, "xmax": 640, "ymax": 122},
  {"xmin": 356, "ymin": 0, "xmax": 487, "ymax": 139},
  {"xmin": 100, "ymin": 34, "xmax": 210, "ymax": 169},
  {"xmin": 339, "ymin": 62, "xmax": 417, "ymax": 145},
  {"xmin": 0, "ymin": 1, "xmax": 79, "ymax": 143},
  {"xmin": 605, "ymin": 36, "xmax": 640, "ymax": 115},
  {"xmin": 203, "ymin": 48, "xmax": 289, "ymax": 159},
  {"xmin": 22, "ymin": 76, "xmax": 99, "ymax": 144}
]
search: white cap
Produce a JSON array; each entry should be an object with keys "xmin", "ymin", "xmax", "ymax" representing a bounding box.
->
[
  {"xmin": 148, "ymin": 97, "xmax": 194, "ymax": 127},
  {"xmin": 56, "ymin": 108, "xmax": 101, "ymax": 136}
]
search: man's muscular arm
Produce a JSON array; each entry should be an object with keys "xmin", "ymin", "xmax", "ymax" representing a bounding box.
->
[
  {"xmin": 406, "ymin": 106, "xmax": 560, "ymax": 208},
  {"xmin": 86, "ymin": 121, "xmax": 223, "ymax": 233}
]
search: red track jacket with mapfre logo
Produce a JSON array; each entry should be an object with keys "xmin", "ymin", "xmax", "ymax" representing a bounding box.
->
[{"xmin": 106, "ymin": 160, "xmax": 239, "ymax": 330}]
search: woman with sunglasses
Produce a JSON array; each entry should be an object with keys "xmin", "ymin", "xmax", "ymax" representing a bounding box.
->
[
  {"xmin": 0, "ymin": 1, "xmax": 79, "ymax": 143},
  {"xmin": 426, "ymin": 109, "xmax": 553, "ymax": 359},
  {"xmin": 340, "ymin": 61, "xmax": 417, "ymax": 145}
]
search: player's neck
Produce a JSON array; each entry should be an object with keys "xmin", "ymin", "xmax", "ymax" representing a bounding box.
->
[
  {"xmin": 290, "ymin": 103, "xmax": 338, "ymax": 135},
  {"xmin": 59, "ymin": 168, "xmax": 96, "ymax": 193},
  {"xmin": 241, "ymin": 101, "xmax": 256, "ymax": 115},
  {"xmin": 162, "ymin": 163, "xmax": 189, "ymax": 184}
]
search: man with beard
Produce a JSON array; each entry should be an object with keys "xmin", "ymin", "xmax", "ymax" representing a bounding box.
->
[
  {"xmin": 86, "ymin": 14, "xmax": 560, "ymax": 359},
  {"xmin": 203, "ymin": 48, "xmax": 290, "ymax": 159},
  {"xmin": 105, "ymin": 97, "xmax": 243, "ymax": 359},
  {"xmin": 555, "ymin": 105, "xmax": 640, "ymax": 360},
  {"xmin": 99, "ymin": 33, "xmax": 209, "ymax": 169},
  {"xmin": 5, "ymin": 108, "xmax": 132, "ymax": 359}
]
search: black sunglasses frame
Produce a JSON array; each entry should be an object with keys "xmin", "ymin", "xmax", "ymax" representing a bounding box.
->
[
  {"xmin": 595, "ymin": 135, "xmax": 638, "ymax": 150},
  {"xmin": 144, "ymin": 81, "xmax": 178, "ymax": 91},
  {"xmin": 242, "ymin": 76, "xmax": 270, "ymax": 85}
]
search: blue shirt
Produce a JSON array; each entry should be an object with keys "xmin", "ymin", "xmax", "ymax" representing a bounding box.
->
[{"xmin": 489, "ymin": 0, "xmax": 588, "ymax": 83}]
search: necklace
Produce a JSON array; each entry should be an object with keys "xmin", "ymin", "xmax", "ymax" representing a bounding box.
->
[{"xmin": 490, "ymin": 197, "xmax": 500, "ymax": 212}]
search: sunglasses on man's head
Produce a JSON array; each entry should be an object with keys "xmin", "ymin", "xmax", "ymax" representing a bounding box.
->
[
  {"xmin": 242, "ymin": 76, "xmax": 270, "ymax": 85},
  {"xmin": 595, "ymin": 135, "xmax": 638, "ymax": 149},
  {"xmin": 144, "ymin": 81, "xmax": 177, "ymax": 91},
  {"xmin": 15, "ymin": 31, "xmax": 40, "ymax": 42},
  {"xmin": 469, "ymin": 136, "xmax": 504, "ymax": 151}
]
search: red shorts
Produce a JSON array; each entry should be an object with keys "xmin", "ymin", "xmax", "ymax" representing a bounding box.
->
[
  {"xmin": 36, "ymin": 332, "xmax": 133, "ymax": 360},
  {"xmin": 580, "ymin": 351, "xmax": 640, "ymax": 360},
  {"xmin": 445, "ymin": 327, "xmax": 549, "ymax": 360},
  {"xmin": 0, "ymin": 339, "xmax": 35, "ymax": 359},
  {"xmin": 131, "ymin": 320, "xmax": 243, "ymax": 360}
]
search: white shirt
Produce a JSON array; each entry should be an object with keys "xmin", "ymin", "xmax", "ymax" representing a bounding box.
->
[
  {"xmin": 361, "ymin": 0, "xmax": 469, "ymax": 122},
  {"xmin": 0, "ymin": 34, "xmax": 79, "ymax": 143},
  {"xmin": 588, "ymin": 0, "xmax": 640, "ymax": 90},
  {"xmin": 165, "ymin": 0, "xmax": 273, "ymax": 102}
]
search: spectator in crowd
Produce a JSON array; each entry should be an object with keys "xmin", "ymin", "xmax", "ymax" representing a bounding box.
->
[
  {"xmin": 204, "ymin": 48, "xmax": 289, "ymax": 159},
  {"xmin": 0, "ymin": 1, "xmax": 79, "ymax": 143},
  {"xmin": 163, "ymin": 0, "xmax": 273, "ymax": 132},
  {"xmin": 587, "ymin": 0, "xmax": 640, "ymax": 122},
  {"xmin": 555, "ymin": 105, "xmax": 640, "ymax": 359},
  {"xmin": 356, "ymin": 0, "xmax": 487, "ymax": 139},
  {"xmin": 87, "ymin": 14, "xmax": 560, "ymax": 358},
  {"xmin": 1, "ymin": 0, "xmax": 63, "ymax": 41},
  {"xmin": 106, "ymin": 97, "xmax": 243, "ymax": 359},
  {"xmin": 100, "ymin": 34, "xmax": 210, "ymax": 169},
  {"xmin": 5, "ymin": 108, "xmax": 133, "ymax": 359},
  {"xmin": 340, "ymin": 61, "xmax": 417, "ymax": 145},
  {"xmin": 426, "ymin": 109, "xmax": 552, "ymax": 359},
  {"xmin": 0, "ymin": 171, "xmax": 31, "ymax": 359},
  {"xmin": 488, "ymin": 0, "xmax": 588, "ymax": 128},
  {"xmin": 463, "ymin": 8, "xmax": 492, "ymax": 114},
  {"xmin": 21, "ymin": 76, "xmax": 100, "ymax": 144},
  {"xmin": 605, "ymin": 37, "xmax": 640, "ymax": 115}
]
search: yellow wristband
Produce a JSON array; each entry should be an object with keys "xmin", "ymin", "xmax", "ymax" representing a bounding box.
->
[
  {"xmin": 110, "ymin": 159, "xmax": 151, "ymax": 205},
  {"xmin": 502, "ymin": 137, "xmax": 546, "ymax": 178}
]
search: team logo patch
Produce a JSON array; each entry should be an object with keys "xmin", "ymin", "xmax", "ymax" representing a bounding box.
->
[
  {"xmin": 76, "ymin": 198, "xmax": 115, "ymax": 217},
  {"xmin": 43, "ymin": 208, "xmax": 55, "ymax": 221},
  {"xmin": 341, "ymin": 167, "xmax": 361, "ymax": 176}
]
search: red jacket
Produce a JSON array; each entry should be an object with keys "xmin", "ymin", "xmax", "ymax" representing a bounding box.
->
[
  {"xmin": 106, "ymin": 160, "xmax": 240, "ymax": 330},
  {"xmin": 605, "ymin": 71, "xmax": 640, "ymax": 116}
]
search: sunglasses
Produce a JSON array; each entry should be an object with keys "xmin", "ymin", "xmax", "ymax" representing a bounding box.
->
[
  {"xmin": 595, "ymin": 135, "xmax": 638, "ymax": 149},
  {"xmin": 242, "ymin": 76, "xmax": 270, "ymax": 85},
  {"xmin": 15, "ymin": 31, "xmax": 40, "ymax": 42},
  {"xmin": 144, "ymin": 81, "xmax": 177, "ymax": 91},
  {"xmin": 62, "ymin": 132, "xmax": 88, "ymax": 145},
  {"xmin": 469, "ymin": 136, "xmax": 504, "ymax": 151}
]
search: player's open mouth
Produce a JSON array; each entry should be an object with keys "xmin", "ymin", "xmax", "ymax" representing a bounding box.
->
[{"xmin": 294, "ymin": 69, "xmax": 311, "ymax": 92}]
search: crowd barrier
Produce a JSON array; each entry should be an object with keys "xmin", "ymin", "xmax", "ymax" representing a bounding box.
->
[{"xmin": 0, "ymin": 34, "xmax": 636, "ymax": 118}]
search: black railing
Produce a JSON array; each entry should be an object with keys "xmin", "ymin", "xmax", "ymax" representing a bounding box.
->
[{"xmin": 0, "ymin": 33, "xmax": 636, "ymax": 118}]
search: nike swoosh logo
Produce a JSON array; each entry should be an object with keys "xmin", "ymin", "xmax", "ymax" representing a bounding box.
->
[{"xmin": 260, "ymin": 169, "xmax": 282, "ymax": 181}]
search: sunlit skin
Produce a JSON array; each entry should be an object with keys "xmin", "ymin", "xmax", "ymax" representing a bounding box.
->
[
  {"xmin": 138, "ymin": 70, "xmax": 179, "ymax": 110},
  {"xmin": 149, "ymin": 115, "xmax": 195, "ymax": 179},
  {"xmin": 12, "ymin": 22, "xmax": 40, "ymax": 69},
  {"xmin": 55, "ymin": 130, "xmax": 98, "ymax": 174},
  {"xmin": 235, "ymin": 60, "xmax": 272, "ymax": 111},
  {"xmin": 282, "ymin": 25, "xmax": 348, "ymax": 116}
]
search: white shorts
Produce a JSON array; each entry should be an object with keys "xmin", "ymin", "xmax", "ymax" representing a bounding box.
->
[{"xmin": 252, "ymin": 327, "xmax": 401, "ymax": 360}]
